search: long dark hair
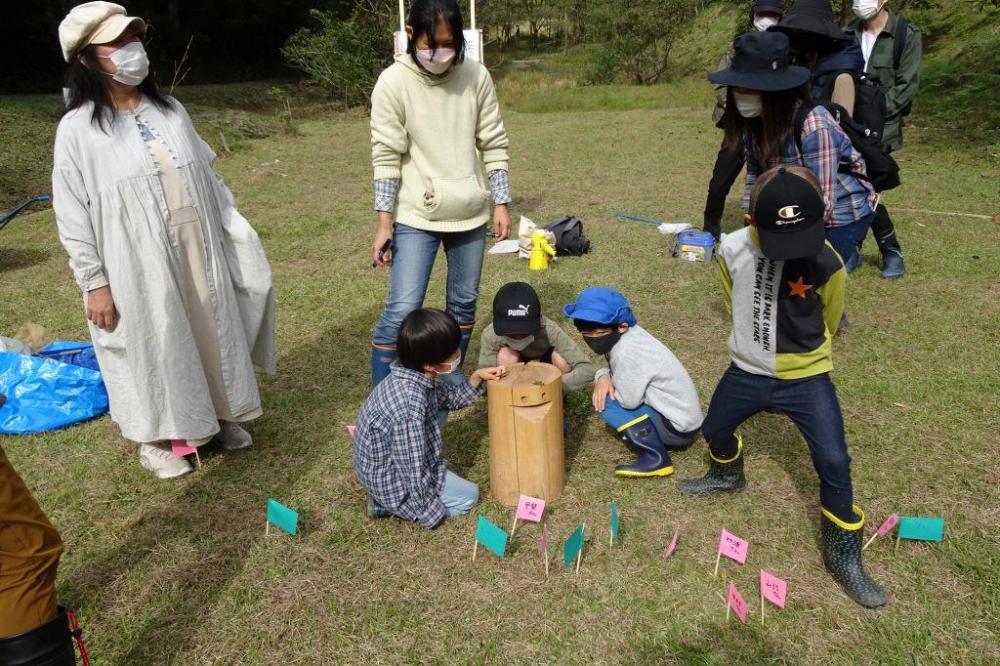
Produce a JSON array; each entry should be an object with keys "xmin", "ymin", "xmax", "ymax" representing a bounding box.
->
[
  {"xmin": 722, "ymin": 84, "xmax": 811, "ymax": 165},
  {"xmin": 406, "ymin": 0, "xmax": 467, "ymax": 69},
  {"xmin": 64, "ymin": 44, "xmax": 174, "ymax": 132}
]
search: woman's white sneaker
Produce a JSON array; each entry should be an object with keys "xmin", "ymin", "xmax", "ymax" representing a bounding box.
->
[
  {"xmin": 216, "ymin": 422, "xmax": 253, "ymax": 450},
  {"xmin": 139, "ymin": 442, "xmax": 194, "ymax": 479}
]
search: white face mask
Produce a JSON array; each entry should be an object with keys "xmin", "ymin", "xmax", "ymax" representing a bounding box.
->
[
  {"xmin": 99, "ymin": 41, "xmax": 149, "ymax": 86},
  {"xmin": 753, "ymin": 16, "xmax": 779, "ymax": 31},
  {"xmin": 415, "ymin": 47, "xmax": 456, "ymax": 75},
  {"xmin": 852, "ymin": 0, "xmax": 883, "ymax": 21},
  {"xmin": 733, "ymin": 90, "xmax": 763, "ymax": 118},
  {"xmin": 501, "ymin": 335, "xmax": 535, "ymax": 351},
  {"xmin": 436, "ymin": 355, "xmax": 461, "ymax": 374}
]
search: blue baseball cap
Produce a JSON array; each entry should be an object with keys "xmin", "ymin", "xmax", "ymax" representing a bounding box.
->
[{"xmin": 562, "ymin": 287, "xmax": 637, "ymax": 326}]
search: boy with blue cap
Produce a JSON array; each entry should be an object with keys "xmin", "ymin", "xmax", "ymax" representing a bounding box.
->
[{"xmin": 563, "ymin": 288, "xmax": 703, "ymax": 478}]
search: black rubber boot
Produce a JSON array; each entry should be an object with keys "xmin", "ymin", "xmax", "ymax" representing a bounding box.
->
[
  {"xmin": 678, "ymin": 435, "xmax": 746, "ymax": 495},
  {"xmin": 821, "ymin": 506, "xmax": 887, "ymax": 609},
  {"xmin": 614, "ymin": 419, "xmax": 673, "ymax": 478},
  {"xmin": 0, "ymin": 608, "xmax": 77, "ymax": 666}
]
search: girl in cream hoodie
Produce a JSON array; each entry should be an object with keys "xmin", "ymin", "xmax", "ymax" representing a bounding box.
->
[{"xmin": 369, "ymin": 0, "xmax": 512, "ymax": 387}]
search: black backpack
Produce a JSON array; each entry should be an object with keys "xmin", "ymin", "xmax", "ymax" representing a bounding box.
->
[
  {"xmin": 794, "ymin": 102, "xmax": 901, "ymax": 192},
  {"xmin": 542, "ymin": 216, "xmax": 592, "ymax": 256},
  {"xmin": 822, "ymin": 71, "xmax": 888, "ymax": 140}
]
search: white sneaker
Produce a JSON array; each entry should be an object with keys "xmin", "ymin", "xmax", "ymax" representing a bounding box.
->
[
  {"xmin": 216, "ymin": 422, "xmax": 253, "ymax": 450},
  {"xmin": 139, "ymin": 442, "xmax": 194, "ymax": 479}
]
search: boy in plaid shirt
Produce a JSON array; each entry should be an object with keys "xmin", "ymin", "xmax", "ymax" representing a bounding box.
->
[{"xmin": 354, "ymin": 308, "xmax": 505, "ymax": 528}]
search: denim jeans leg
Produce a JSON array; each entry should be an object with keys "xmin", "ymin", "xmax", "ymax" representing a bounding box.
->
[
  {"xmin": 701, "ymin": 364, "xmax": 772, "ymax": 459},
  {"xmin": 825, "ymin": 214, "xmax": 873, "ymax": 269},
  {"xmin": 441, "ymin": 469, "xmax": 479, "ymax": 517},
  {"xmin": 773, "ymin": 373, "xmax": 854, "ymax": 521},
  {"xmin": 372, "ymin": 223, "xmax": 441, "ymax": 347},
  {"xmin": 442, "ymin": 224, "xmax": 487, "ymax": 350}
]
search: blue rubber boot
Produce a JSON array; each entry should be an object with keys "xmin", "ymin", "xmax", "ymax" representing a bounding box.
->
[{"xmin": 880, "ymin": 249, "xmax": 905, "ymax": 279}]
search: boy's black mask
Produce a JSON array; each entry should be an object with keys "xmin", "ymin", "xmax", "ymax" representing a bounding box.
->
[{"xmin": 584, "ymin": 329, "xmax": 621, "ymax": 356}]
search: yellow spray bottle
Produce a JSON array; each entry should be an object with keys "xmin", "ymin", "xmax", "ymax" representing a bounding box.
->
[{"xmin": 529, "ymin": 232, "xmax": 557, "ymax": 271}]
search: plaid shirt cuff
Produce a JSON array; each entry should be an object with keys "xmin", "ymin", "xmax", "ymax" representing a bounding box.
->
[
  {"xmin": 374, "ymin": 178, "xmax": 400, "ymax": 213},
  {"xmin": 488, "ymin": 169, "xmax": 512, "ymax": 205}
]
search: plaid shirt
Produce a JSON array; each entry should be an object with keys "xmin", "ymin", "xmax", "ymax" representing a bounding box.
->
[
  {"xmin": 353, "ymin": 364, "xmax": 483, "ymax": 528},
  {"xmin": 374, "ymin": 169, "xmax": 511, "ymax": 212},
  {"xmin": 743, "ymin": 105, "xmax": 876, "ymax": 228}
]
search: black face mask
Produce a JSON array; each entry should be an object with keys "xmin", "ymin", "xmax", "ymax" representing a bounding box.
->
[{"xmin": 583, "ymin": 330, "xmax": 621, "ymax": 356}]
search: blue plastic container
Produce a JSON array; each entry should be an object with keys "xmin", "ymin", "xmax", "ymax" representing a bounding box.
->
[{"xmin": 675, "ymin": 230, "xmax": 715, "ymax": 263}]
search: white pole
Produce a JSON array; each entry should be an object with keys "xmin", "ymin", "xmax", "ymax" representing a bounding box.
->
[
  {"xmin": 470, "ymin": 0, "xmax": 476, "ymax": 30},
  {"xmin": 399, "ymin": 0, "xmax": 405, "ymax": 33}
]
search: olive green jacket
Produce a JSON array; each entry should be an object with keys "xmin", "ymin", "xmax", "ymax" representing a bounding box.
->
[
  {"xmin": 478, "ymin": 317, "xmax": 595, "ymax": 392},
  {"xmin": 852, "ymin": 11, "xmax": 922, "ymax": 151}
]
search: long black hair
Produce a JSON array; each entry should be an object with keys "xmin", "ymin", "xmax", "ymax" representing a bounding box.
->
[
  {"xmin": 406, "ymin": 0, "xmax": 466, "ymax": 69},
  {"xmin": 64, "ymin": 43, "xmax": 173, "ymax": 132},
  {"xmin": 722, "ymin": 84, "xmax": 811, "ymax": 165}
]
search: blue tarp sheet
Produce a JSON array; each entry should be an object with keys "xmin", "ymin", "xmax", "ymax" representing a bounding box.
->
[{"xmin": 0, "ymin": 346, "xmax": 109, "ymax": 435}]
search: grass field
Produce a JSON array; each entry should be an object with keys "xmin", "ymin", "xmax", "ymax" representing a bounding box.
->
[{"xmin": 2, "ymin": 72, "xmax": 998, "ymax": 663}]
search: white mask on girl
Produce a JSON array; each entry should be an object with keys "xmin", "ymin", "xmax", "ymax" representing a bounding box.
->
[
  {"xmin": 98, "ymin": 41, "xmax": 149, "ymax": 86},
  {"xmin": 733, "ymin": 90, "xmax": 763, "ymax": 118},
  {"xmin": 753, "ymin": 16, "xmax": 779, "ymax": 31},
  {"xmin": 501, "ymin": 335, "xmax": 535, "ymax": 351},
  {"xmin": 416, "ymin": 47, "xmax": 456, "ymax": 75},
  {"xmin": 852, "ymin": 0, "xmax": 884, "ymax": 21}
]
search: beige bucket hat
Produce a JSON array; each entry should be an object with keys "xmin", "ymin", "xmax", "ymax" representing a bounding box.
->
[{"xmin": 59, "ymin": 2, "xmax": 146, "ymax": 62}]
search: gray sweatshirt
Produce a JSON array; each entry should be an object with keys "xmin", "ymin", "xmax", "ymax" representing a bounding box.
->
[{"xmin": 595, "ymin": 325, "xmax": 704, "ymax": 433}]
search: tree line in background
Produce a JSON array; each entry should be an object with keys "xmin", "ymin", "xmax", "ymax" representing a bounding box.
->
[{"xmin": 3, "ymin": 0, "xmax": 993, "ymax": 98}]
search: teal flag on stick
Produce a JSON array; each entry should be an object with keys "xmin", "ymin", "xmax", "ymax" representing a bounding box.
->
[
  {"xmin": 563, "ymin": 524, "xmax": 585, "ymax": 567},
  {"xmin": 898, "ymin": 517, "xmax": 945, "ymax": 542},
  {"xmin": 610, "ymin": 502, "xmax": 620, "ymax": 546},
  {"xmin": 476, "ymin": 516, "xmax": 508, "ymax": 558},
  {"xmin": 266, "ymin": 499, "xmax": 299, "ymax": 536}
]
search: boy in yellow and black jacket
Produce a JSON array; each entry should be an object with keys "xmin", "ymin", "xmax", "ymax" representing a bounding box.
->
[{"xmin": 680, "ymin": 166, "xmax": 887, "ymax": 610}]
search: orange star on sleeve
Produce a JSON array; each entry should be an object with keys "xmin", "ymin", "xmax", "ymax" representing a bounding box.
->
[{"xmin": 787, "ymin": 276, "xmax": 814, "ymax": 299}]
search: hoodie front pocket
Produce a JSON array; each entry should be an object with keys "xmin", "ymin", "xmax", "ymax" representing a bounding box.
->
[{"xmin": 422, "ymin": 176, "xmax": 490, "ymax": 222}]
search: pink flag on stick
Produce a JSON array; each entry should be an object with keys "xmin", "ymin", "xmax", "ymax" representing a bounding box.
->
[
  {"xmin": 877, "ymin": 513, "xmax": 900, "ymax": 537},
  {"xmin": 516, "ymin": 495, "xmax": 546, "ymax": 523},
  {"xmin": 760, "ymin": 570, "xmax": 787, "ymax": 609},
  {"xmin": 664, "ymin": 522, "xmax": 680, "ymax": 558},
  {"xmin": 719, "ymin": 529, "xmax": 749, "ymax": 565},
  {"xmin": 728, "ymin": 582, "xmax": 748, "ymax": 624},
  {"xmin": 346, "ymin": 425, "xmax": 356, "ymax": 440},
  {"xmin": 171, "ymin": 440, "xmax": 197, "ymax": 458}
]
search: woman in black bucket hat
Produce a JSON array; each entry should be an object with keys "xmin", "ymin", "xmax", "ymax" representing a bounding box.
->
[{"xmin": 711, "ymin": 31, "xmax": 877, "ymax": 274}]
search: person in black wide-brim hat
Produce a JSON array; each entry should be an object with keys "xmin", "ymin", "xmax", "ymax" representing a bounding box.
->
[
  {"xmin": 709, "ymin": 31, "xmax": 877, "ymax": 276},
  {"xmin": 701, "ymin": 0, "xmax": 786, "ymax": 241}
]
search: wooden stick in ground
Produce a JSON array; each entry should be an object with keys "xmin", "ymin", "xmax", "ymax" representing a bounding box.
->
[
  {"xmin": 863, "ymin": 532, "xmax": 879, "ymax": 551},
  {"xmin": 576, "ymin": 523, "xmax": 586, "ymax": 575},
  {"xmin": 726, "ymin": 596, "xmax": 731, "ymax": 622},
  {"xmin": 761, "ymin": 589, "xmax": 765, "ymax": 625},
  {"xmin": 265, "ymin": 520, "xmax": 270, "ymax": 537},
  {"xmin": 472, "ymin": 538, "xmax": 478, "ymax": 563},
  {"xmin": 895, "ymin": 533, "xmax": 901, "ymax": 555},
  {"xmin": 544, "ymin": 551, "xmax": 549, "ymax": 579},
  {"xmin": 194, "ymin": 449, "xmax": 202, "ymax": 471},
  {"xmin": 714, "ymin": 550, "xmax": 722, "ymax": 578},
  {"xmin": 510, "ymin": 515, "xmax": 518, "ymax": 538}
]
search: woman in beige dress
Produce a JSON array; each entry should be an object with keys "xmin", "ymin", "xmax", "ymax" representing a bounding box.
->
[{"xmin": 53, "ymin": 2, "xmax": 276, "ymax": 479}]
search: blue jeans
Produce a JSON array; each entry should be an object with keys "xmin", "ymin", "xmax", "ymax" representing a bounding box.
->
[
  {"xmin": 825, "ymin": 213, "xmax": 873, "ymax": 270},
  {"xmin": 702, "ymin": 364, "xmax": 854, "ymax": 522},
  {"xmin": 600, "ymin": 398, "xmax": 698, "ymax": 449},
  {"xmin": 441, "ymin": 469, "xmax": 479, "ymax": 517},
  {"xmin": 372, "ymin": 223, "xmax": 487, "ymax": 347}
]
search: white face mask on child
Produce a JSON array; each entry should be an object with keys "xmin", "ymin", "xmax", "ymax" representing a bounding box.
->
[
  {"xmin": 439, "ymin": 355, "xmax": 461, "ymax": 374},
  {"xmin": 753, "ymin": 15, "xmax": 779, "ymax": 31},
  {"xmin": 501, "ymin": 335, "xmax": 535, "ymax": 351},
  {"xmin": 733, "ymin": 90, "xmax": 763, "ymax": 118}
]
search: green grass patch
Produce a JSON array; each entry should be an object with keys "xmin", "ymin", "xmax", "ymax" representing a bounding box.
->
[{"xmin": 1, "ymin": 74, "xmax": 998, "ymax": 663}]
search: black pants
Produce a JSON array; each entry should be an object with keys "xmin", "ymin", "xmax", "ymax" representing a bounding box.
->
[
  {"xmin": 703, "ymin": 141, "xmax": 746, "ymax": 238},
  {"xmin": 702, "ymin": 365, "xmax": 855, "ymax": 523},
  {"xmin": 869, "ymin": 204, "xmax": 902, "ymax": 254}
]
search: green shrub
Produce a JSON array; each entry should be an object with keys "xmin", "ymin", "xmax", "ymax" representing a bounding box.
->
[{"xmin": 283, "ymin": 2, "xmax": 394, "ymax": 107}]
